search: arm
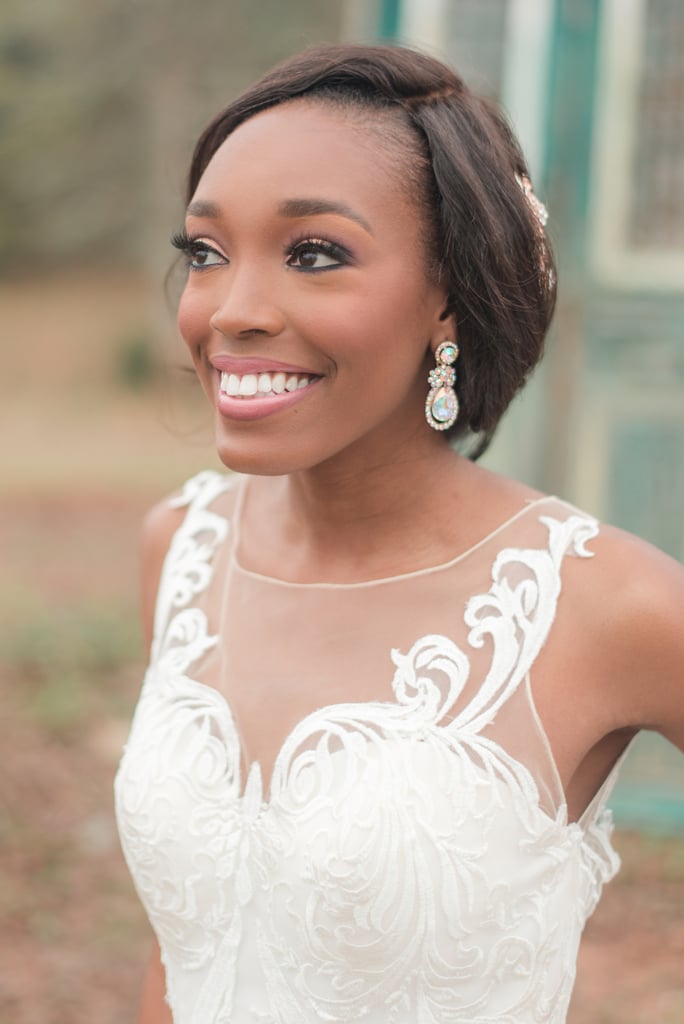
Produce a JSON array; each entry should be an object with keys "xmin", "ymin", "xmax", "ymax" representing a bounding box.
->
[
  {"xmin": 138, "ymin": 942, "xmax": 172, "ymax": 1024},
  {"xmin": 136, "ymin": 497, "xmax": 185, "ymax": 1024},
  {"xmin": 590, "ymin": 525, "xmax": 684, "ymax": 751}
]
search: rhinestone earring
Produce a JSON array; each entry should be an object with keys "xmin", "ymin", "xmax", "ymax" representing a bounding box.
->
[{"xmin": 425, "ymin": 341, "xmax": 459, "ymax": 431}]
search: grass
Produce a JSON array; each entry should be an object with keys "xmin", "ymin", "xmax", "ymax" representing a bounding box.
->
[
  {"xmin": 0, "ymin": 599, "xmax": 141, "ymax": 738},
  {"xmin": 0, "ymin": 601, "xmax": 140, "ymax": 672}
]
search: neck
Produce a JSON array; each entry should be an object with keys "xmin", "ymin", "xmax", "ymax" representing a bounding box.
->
[{"xmin": 241, "ymin": 431, "xmax": 479, "ymax": 582}]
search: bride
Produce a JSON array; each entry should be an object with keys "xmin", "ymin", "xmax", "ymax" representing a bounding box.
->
[{"xmin": 115, "ymin": 43, "xmax": 684, "ymax": 1024}]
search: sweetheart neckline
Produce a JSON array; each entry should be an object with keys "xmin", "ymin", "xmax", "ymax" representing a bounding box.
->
[{"xmin": 157, "ymin": 668, "xmax": 613, "ymax": 838}]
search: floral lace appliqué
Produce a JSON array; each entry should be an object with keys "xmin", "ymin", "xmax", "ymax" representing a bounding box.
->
[{"xmin": 115, "ymin": 473, "xmax": 620, "ymax": 1024}]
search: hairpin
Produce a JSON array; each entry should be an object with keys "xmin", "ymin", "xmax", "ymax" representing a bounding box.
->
[{"xmin": 515, "ymin": 173, "xmax": 548, "ymax": 229}]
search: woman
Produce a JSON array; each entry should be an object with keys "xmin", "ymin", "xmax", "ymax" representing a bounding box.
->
[{"xmin": 115, "ymin": 43, "xmax": 684, "ymax": 1024}]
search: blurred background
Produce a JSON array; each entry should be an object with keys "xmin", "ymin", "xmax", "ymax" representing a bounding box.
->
[{"xmin": 1, "ymin": 0, "xmax": 683, "ymax": 1020}]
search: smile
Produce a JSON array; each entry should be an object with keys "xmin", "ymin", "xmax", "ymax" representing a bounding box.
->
[
  {"xmin": 219, "ymin": 370, "xmax": 316, "ymax": 398},
  {"xmin": 215, "ymin": 368, "xmax": 322, "ymax": 422}
]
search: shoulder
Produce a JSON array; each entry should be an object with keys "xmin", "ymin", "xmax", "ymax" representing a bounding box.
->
[
  {"xmin": 138, "ymin": 470, "xmax": 235, "ymax": 649},
  {"xmin": 139, "ymin": 493, "xmax": 186, "ymax": 583},
  {"xmin": 573, "ymin": 520, "xmax": 684, "ymax": 739},
  {"xmin": 138, "ymin": 491, "xmax": 188, "ymax": 653},
  {"xmin": 585, "ymin": 522, "xmax": 683, "ymax": 648},
  {"xmin": 140, "ymin": 468, "xmax": 237, "ymax": 569}
]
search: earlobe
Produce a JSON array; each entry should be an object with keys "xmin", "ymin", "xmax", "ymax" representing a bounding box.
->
[
  {"xmin": 434, "ymin": 301, "xmax": 457, "ymax": 344},
  {"xmin": 425, "ymin": 340, "xmax": 459, "ymax": 431}
]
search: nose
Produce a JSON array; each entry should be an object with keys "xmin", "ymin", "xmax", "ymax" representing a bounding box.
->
[{"xmin": 209, "ymin": 266, "xmax": 286, "ymax": 340}]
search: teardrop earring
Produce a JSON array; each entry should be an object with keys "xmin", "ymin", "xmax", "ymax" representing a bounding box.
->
[{"xmin": 425, "ymin": 341, "xmax": 459, "ymax": 431}]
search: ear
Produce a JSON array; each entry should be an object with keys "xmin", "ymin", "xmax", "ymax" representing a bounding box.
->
[{"xmin": 428, "ymin": 299, "xmax": 457, "ymax": 356}]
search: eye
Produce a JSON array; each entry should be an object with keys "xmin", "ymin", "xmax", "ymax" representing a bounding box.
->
[
  {"xmin": 171, "ymin": 231, "xmax": 226, "ymax": 271},
  {"xmin": 286, "ymin": 238, "xmax": 349, "ymax": 272},
  {"xmin": 188, "ymin": 244, "xmax": 224, "ymax": 269}
]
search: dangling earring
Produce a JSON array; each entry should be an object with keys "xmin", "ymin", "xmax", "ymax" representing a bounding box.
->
[{"xmin": 425, "ymin": 341, "xmax": 459, "ymax": 431}]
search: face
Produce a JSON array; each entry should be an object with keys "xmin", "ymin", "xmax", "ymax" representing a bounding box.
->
[{"xmin": 176, "ymin": 101, "xmax": 453, "ymax": 476}]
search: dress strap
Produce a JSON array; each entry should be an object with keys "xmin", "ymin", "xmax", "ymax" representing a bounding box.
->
[
  {"xmin": 447, "ymin": 508, "xmax": 600, "ymax": 736},
  {"xmin": 150, "ymin": 471, "xmax": 235, "ymax": 666}
]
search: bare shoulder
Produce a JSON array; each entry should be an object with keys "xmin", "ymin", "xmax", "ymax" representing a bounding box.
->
[
  {"xmin": 140, "ymin": 492, "xmax": 187, "ymax": 574},
  {"xmin": 138, "ymin": 490, "xmax": 188, "ymax": 652},
  {"xmin": 588, "ymin": 522, "xmax": 683, "ymax": 635},
  {"xmin": 581, "ymin": 521, "xmax": 684, "ymax": 742}
]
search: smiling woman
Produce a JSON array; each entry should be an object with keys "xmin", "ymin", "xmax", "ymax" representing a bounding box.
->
[
  {"xmin": 173, "ymin": 99, "xmax": 458, "ymax": 476},
  {"xmin": 113, "ymin": 43, "xmax": 684, "ymax": 1024}
]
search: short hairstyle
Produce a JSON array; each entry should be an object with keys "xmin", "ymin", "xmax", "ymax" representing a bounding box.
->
[{"xmin": 186, "ymin": 44, "xmax": 556, "ymax": 458}]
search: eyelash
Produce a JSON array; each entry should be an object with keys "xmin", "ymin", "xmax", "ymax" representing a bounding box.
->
[
  {"xmin": 284, "ymin": 234, "xmax": 352, "ymax": 272},
  {"xmin": 170, "ymin": 230, "xmax": 352, "ymax": 273},
  {"xmin": 171, "ymin": 230, "xmax": 223, "ymax": 270}
]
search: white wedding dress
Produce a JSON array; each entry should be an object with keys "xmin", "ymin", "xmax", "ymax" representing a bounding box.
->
[{"xmin": 115, "ymin": 471, "xmax": 624, "ymax": 1024}]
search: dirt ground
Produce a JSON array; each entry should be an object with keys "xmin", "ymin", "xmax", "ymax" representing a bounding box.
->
[{"xmin": 1, "ymin": 276, "xmax": 683, "ymax": 1023}]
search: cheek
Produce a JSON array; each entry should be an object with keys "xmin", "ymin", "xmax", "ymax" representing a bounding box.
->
[
  {"xmin": 177, "ymin": 285, "xmax": 211, "ymax": 354},
  {"xmin": 325, "ymin": 272, "xmax": 433, "ymax": 375}
]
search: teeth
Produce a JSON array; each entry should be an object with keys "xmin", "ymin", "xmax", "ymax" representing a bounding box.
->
[
  {"xmin": 220, "ymin": 369, "xmax": 314, "ymax": 398},
  {"xmin": 219, "ymin": 372, "xmax": 240, "ymax": 395}
]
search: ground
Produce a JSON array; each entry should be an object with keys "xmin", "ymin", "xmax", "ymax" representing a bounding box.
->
[{"xmin": 0, "ymin": 276, "xmax": 682, "ymax": 1023}]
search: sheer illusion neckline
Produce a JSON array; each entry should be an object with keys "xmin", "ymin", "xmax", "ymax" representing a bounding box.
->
[
  {"xmin": 229, "ymin": 476, "xmax": 558, "ymax": 590},
  {"xmin": 116, "ymin": 471, "xmax": 624, "ymax": 1024}
]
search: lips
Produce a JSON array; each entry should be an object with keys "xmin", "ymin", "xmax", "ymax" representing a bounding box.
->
[{"xmin": 211, "ymin": 358, "xmax": 323, "ymax": 422}]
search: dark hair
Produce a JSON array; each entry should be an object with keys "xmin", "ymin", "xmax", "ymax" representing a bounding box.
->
[{"xmin": 186, "ymin": 44, "xmax": 556, "ymax": 458}]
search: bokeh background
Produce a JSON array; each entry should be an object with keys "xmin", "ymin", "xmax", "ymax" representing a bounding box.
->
[{"xmin": 1, "ymin": 1, "xmax": 683, "ymax": 1021}]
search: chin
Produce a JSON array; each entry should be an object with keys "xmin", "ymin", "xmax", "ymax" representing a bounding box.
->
[
  {"xmin": 210, "ymin": 400, "xmax": 417, "ymax": 478},
  {"xmin": 212, "ymin": 431, "xmax": 324, "ymax": 478},
  {"xmin": 215, "ymin": 450, "xmax": 290, "ymax": 477}
]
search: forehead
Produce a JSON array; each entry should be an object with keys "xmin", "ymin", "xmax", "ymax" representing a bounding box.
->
[{"xmin": 192, "ymin": 102, "xmax": 412, "ymax": 220}]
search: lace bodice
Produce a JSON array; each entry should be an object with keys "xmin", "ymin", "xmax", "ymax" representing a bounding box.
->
[{"xmin": 115, "ymin": 471, "xmax": 622, "ymax": 1024}]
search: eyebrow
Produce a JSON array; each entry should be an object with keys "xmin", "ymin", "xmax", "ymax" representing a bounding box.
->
[
  {"xmin": 278, "ymin": 198, "xmax": 373, "ymax": 234},
  {"xmin": 186, "ymin": 196, "xmax": 373, "ymax": 235},
  {"xmin": 186, "ymin": 199, "xmax": 221, "ymax": 218}
]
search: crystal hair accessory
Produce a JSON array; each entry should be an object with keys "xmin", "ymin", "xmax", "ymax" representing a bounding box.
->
[
  {"xmin": 515, "ymin": 173, "xmax": 548, "ymax": 229},
  {"xmin": 425, "ymin": 341, "xmax": 459, "ymax": 431}
]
